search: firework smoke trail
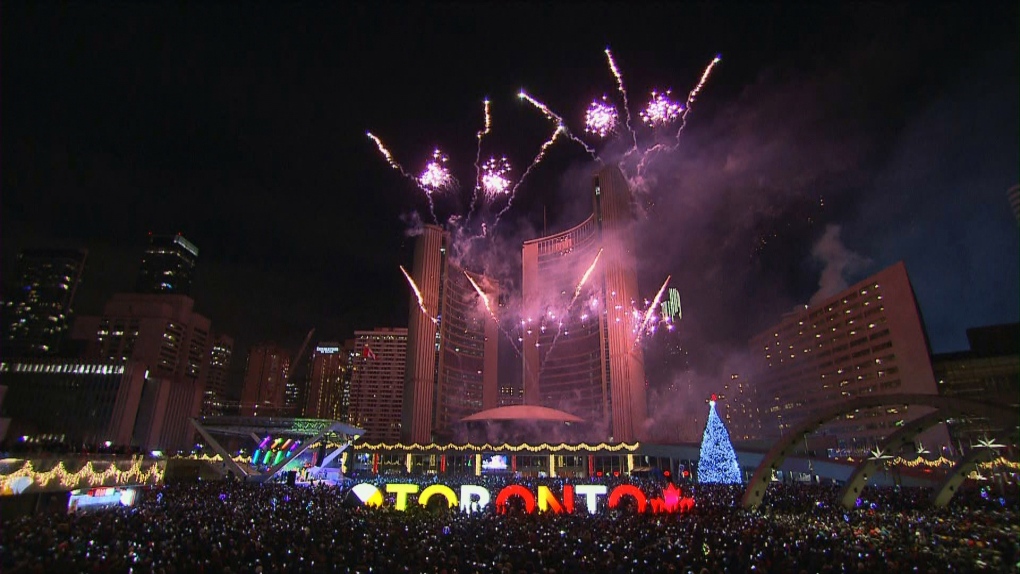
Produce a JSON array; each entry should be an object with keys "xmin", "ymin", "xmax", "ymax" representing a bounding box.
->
[
  {"xmin": 490, "ymin": 126, "xmax": 564, "ymax": 233},
  {"xmin": 633, "ymin": 275, "xmax": 671, "ymax": 349},
  {"xmin": 518, "ymin": 90, "xmax": 599, "ymax": 159},
  {"xmin": 468, "ymin": 99, "xmax": 492, "ymax": 220},
  {"xmin": 605, "ymin": 48, "xmax": 638, "ymax": 153},
  {"xmin": 674, "ymin": 54, "xmax": 722, "ymax": 144},
  {"xmin": 464, "ymin": 271, "xmax": 522, "ymax": 356},
  {"xmin": 399, "ymin": 265, "xmax": 438, "ymax": 325}
]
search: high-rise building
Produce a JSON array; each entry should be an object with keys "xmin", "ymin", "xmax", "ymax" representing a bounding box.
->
[
  {"xmin": 239, "ymin": 344, "xmax": 291, "ymax": 417},
  {"xmin": 352, "ymin": 328, "xmax": 407, "ymax": 442},
  {"xmin": 520, "ymin": 165, "xmax": 648, "ymax": 442},
  {"xmin": 72, "ymin": 293, "xmax": 212, "ymax": 451},
  {"xmin": 304, "ymin": 342, "xmax": 348, "ymax": 420},
  {"xmin": 749, "ymin": 262, "xmax": 947, "ymax": 451},
  {"xmin": 2, "ymin": 248, "xmax": 87, "ymax": 357},
  {"xmin": 134, "ymin": 233, "xmax": 199, "ymax": 296},
  {"xmin": 402, "ymin": 226, "xmax": 500, "ymax": 443},
  {"xmin": 933, "ymin": 323, "xmax": 1019, "ymax": 450},
  {"xmin": 202, "ymin": 333, "xmax": 233, "ymax": 416}
]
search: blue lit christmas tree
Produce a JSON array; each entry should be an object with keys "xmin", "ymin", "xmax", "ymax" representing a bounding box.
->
[{"xmin": 697, "ymin": 394, "xmax": 742, "ymax": 484}]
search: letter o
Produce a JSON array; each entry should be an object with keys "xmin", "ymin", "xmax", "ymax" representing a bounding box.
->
[
  {"xmin": 419, "ymin": 484, "xmax": 458, "ymax": 508},
  {"xmin": 608, "ymin": 485, "xmax": 647, "ymax": 513}
]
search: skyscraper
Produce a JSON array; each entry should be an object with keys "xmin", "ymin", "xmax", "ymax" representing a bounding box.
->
[
  {"xmin": 239, "ymin": 344, "xmax": 291, "ymax": 416},
  {"xmin": 520, "ymin": 165, "xmax": 648, "ymax": 442},
  {"xmin": 202, "ymin": 333, "xmax": 233, "ymax": 416},
  {"xmin": 351, "ymin": 328, "xmax": 407, "ymax": 442},
  {"xmin": 402, "ymin": 226, "xmax": 500, "ymax": 443},
  {"xmin": 134, "ymin": 233, "xmax": 199, "ymax": 296},
  {"xmin": 304, "ymin": 342, "xmax": 348, "ymax": 419},
  {"xmin": 749, "ymin": 262, "xmax": 948, "ymax": 450},
  {"xmin": 2, "ymin": 248, "xmax": 87, "ymax": 357}
]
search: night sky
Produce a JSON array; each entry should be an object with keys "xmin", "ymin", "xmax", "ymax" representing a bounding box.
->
[{"xmin": 3, "ymin": 3, "xmax": 1018, "ymax": 397}]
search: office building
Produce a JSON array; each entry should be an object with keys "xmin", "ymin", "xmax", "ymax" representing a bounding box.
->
[
  {"xmin": 2, "ymin": 248, "xmax": 87, "ymax": 357},
  {"xmin": 239, "ymin": 344, "xmax": 291, "ymax": 417},
  {"xmin": 134, "ymin": 233, "xmax": 199, "ymax": 296},
  {"xmin": 304, "ymin": 341, "xmax": 348, "ymax": 420},
  {"xmin": 933, "ymin": 323, "xmax": 1019, "ymax": 450},
  {"xmin": 520, "ymin": 165, "xmax": 648, "ymax": 442},
  {"xmin": 749, "ymin": 262, "xmax": 947, "ymax": 451},
  {"xmin": 0, "ymin": 359, "xmax": 148, "ymax": 447},
  {"xmin": 202, "ymin": 333, "xmax": 234, "ymax": 416},
  {"xmin": 402, "ymin": 226, "xmax": 500, "ymax": 443},
  {"xmin": 352, "ymin": 328, "xmax": 407, "ymax": 442},
  {"xmin": 72, "ymin": 293, "xmax": 213, "ymax": 451}
]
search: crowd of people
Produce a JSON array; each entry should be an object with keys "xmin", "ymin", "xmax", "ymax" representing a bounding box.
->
[{"xmin": 2, "ymin": 475, "xmax": 1017, "ymax": 573}]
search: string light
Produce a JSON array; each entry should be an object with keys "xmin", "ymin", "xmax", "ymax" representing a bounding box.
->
[
  {"xmin": 355, "ymin": 442, "xmax": 640, "ymax": 453},
  {"xmin": 1, "ymin": 459, "xmax": 163, "ymax": 492}
]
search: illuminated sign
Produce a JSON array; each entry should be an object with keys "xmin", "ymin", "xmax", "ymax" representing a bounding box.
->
[
  {"xmin": 349, "ymin": 482, "xmax": 694, "ymax": 514},
  {"xmin": 316, "ymin": 346, "xmax": 340, "ymax": 354}
]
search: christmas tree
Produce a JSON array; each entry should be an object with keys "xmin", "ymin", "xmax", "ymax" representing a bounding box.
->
[{"xmin": 697, "ymin": 394, "xmax": 742, "ymax": 484}]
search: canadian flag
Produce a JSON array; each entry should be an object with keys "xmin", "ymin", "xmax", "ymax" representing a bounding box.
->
[{"xmin": 362, "ymin": 345, "xmax": 377, "ymax": 360}]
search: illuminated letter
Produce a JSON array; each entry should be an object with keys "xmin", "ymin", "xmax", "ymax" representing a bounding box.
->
[
  {"xmin": 386, "ymin": 483, "xmax": 419, "ymax": 511},
  {"xmin": 537, "ymin": 485, "xmax": 574, "ymax": 514},
  {"xmin": 574, "ymin": 485, "xmax": 607, "ymax": 515},
  {"xmin": 494, "ymin": 484, "xmax": 536, "ymax": 514},
  {"xmin": 351, "ymin": 483, "xmax": 383, "ymax": 507},
  {"xmin": 419, "ymin": 484, "xmax": 458, "ymax": 508},
  {"xmin": 460, "ymin": 484, "xmax": 491, "ymax": 513},
  {"xmin": 608, "ymin": 485, "xmax": 647, "ymax": 513}
]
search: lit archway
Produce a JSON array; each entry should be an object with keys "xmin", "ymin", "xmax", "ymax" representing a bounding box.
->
[{"xmin": 742, "ymin": 394, "xmax": 1016, "ymax": 509}]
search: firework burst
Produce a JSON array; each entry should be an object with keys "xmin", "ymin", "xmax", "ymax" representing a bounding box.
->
[
  {"xmin": 418, "ymin": 149, "xmax": 455, "ymax": 194},
  {"xmin": 585, "ymin": 98, "xmax": 618, "ymax": 138},
  {"xmin": 640, "ymin": 91, "xmax": 683, "ymax": 127},
  {"xmin": 481, "ymin": 156, "xmax": 512, "ymax": 198}
]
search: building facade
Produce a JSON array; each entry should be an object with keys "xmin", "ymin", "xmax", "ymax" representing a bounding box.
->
[
  {"xmin": 933, "ymin": 323, "xmax": 1019, "ymax": 450},
  {"xmin": 303, "ymin": 341, "xmax": 348, "ymax": 420},
  {"xmin": 402, "ymin": 226, "xmax": 500, "ymax": 443},
  {"xmin": 352, "ymin": 328, "xmax": 407, "ymax": 442},
  {"xmin": 72, "ymin": 293, "xmax": 212, "ymax": 451},
  {"xmin": 239, "ymin": 344, "xmax": 291, "ymax": 417},
  {"xmin": 0, "ymin": 359, "xmax": 149, "ymax": 447},
  {"xmin": 134, "ymin": 233, "xmax": 199, "ymax": 296},
  {"xmin": 202, "ymin": 333, "xmax": 234, "ymax": 416},
  {"xmin": 749, "ymin": 262, "xmax": 947, "ymax": 451},
  {"xmin": 520, "ymin": 165, "xmax": 648, "ymax": 442},
  {"xmin": 2, "ymin": 248, "xmax": 87, "ymax": 357}
]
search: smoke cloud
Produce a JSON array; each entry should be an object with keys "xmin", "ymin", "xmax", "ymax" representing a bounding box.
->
[{"xmin": 808, "ymin": 224, "xmax": 870, "ymax": 306}]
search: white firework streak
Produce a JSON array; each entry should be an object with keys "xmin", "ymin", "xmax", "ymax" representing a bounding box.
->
[
  {"xmin": 464, "ymin": 271, "xmax": 522, "ymax": 356},
  {"xmin": 633, "ymin": 275, "xmax": 671, "ymax": 348},
  {"xmin": 519, "ymin": 90, "xmax": 599, "ymax": 159},
  {"xmin": 468, "ymin": 98, "xmax": 492, "ymax": 220},
  {"xmin": 674, "ymin": 54, "xmax": 722, "ymax": 145},
  {"xmin": 366, "ymin": 131, "xmax": 414, "ymax": 180},
  {"xmin": 539, "ymin": 248, "xmax": 605, "ymax": 378},
  {"xmin": 400, "ymin": 265, "xmax": 438, "ymax": 325},
  {"xmin": 368, "ymin": 132, "xmax": 439, "ymax": 223},
  {"xmin": 605, "ymin": 48, "xmax": 638, "ymax": 153},
  {"xmin": 491, "ymin": 126, "xmax": 564, "ymax": 233},
  {"xmin": 571, "ymin": 248, "xmax": 603, "ymax": 305}
]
